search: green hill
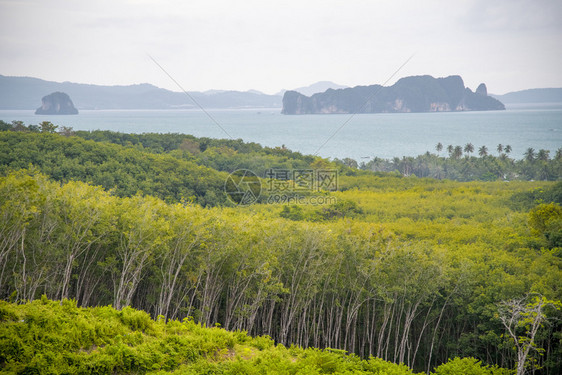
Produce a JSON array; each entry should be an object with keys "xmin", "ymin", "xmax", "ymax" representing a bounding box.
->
[{"xmin": 0, "ymin": 131, "xmax": 229, "ymax": 206}]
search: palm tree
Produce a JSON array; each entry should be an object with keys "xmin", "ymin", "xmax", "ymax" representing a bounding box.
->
[
  {"xmin": 447, "ymin": 145, "xmax": 454, "ymax": 158},
  {"xmin": 504, "ymin": 145, "xmax": 512, "ymax": 155},
  {"xmin": 478, "ymin": 145, "xmax": 488, "ymax": 157},
  {"xmin": 464, "ymin": 143, "xmax": 474, "ymax": 157},
  {"xmin": 497, "ymin": 144, "xmax": 503, "ymax": 154},
  {"xmin": 452, "ymin": 145, "xmax": 463, "ymax": 159},
  {"xmin": 537, "ymin": 149, "xmax": 550, "ymax": 161},
  {"xmin": 435, "ymin": 142, "xmax": 443, "ymax": 156},
  {"xmin": 524, "ymin": 148, "xmax": 535, "ymax": 162},
  {"xmin": 555, "ymin": 148, "xmax": 562, "ymax": 160}
]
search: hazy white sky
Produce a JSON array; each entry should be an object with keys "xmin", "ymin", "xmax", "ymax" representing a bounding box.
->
[{"xmin": 1, "ymin": 0, "xmax": 561, "ymax": 94}]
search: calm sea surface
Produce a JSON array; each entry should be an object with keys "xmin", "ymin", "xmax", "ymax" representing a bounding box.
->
[{"xmin": 1, "ymin": 106, "xmax": 561, "ymax": 161}]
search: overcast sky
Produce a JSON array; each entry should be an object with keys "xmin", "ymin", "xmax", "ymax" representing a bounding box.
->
[{"xmin": 1, "ymin": 0, "xmax": 561, "ymax": 95}]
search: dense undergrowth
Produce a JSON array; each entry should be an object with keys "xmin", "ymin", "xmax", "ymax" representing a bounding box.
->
[{"xmin": 0, "ymin": 298, "xmax": 511, "ymax": 375}]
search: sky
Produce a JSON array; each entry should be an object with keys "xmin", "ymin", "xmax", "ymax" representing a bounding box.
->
[{"xmin": 1, "ymin": 0, "xmax": 561, "ymax": 95}]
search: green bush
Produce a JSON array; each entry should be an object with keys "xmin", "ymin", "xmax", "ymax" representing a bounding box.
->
[{"xmin": 433, "ymin": 357, "xmax": 512, "ymax": 375}]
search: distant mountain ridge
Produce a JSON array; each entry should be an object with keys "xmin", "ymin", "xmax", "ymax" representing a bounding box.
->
[
  {"xmin": 282, "ymin": 75, "xmax": 505, "ymax": 114},
  {"xmin": 0, "ymin": 75, "xmax": 282, "ymax": 110},
  {"xmin": 3, "ymin": 74, "xmax": 558, "ymax": 111},
  {"xmin": 491, "ymin": 88, "xmax": 562, "ymax": 103}
]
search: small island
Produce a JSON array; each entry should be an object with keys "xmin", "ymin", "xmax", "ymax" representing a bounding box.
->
[{"xmin": 35, "ymin": 91, "xmax": 78, "ymax": 115}]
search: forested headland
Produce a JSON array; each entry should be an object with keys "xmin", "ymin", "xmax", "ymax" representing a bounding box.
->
[{"xmin": 0, "ymin": 120, "xmax": 561, "ymax": 374}]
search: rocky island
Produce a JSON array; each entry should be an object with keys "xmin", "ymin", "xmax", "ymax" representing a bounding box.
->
[
  {"xmin": 282, "ymin": 75, "xmax": 505, "ymax": 114},
  {"xmin": 35, "ymin": 92, "xmax": 78, "ymax": 115}
]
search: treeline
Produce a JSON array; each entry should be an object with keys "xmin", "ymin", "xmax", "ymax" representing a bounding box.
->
[
  {"xmin": 356, "ymin": 143, "xmax": 562, "ymax": 181},
  {"xmin": 3, "ymin": 120, "xmax": 560, "ymax": 183},
  {"xmin": 1, "ymin": 298, "xmax": 510, "ymax": 375},
  {"xmin": 1, "ymin": 171, "xmax": 560, "ymax": 373},
  {"xmin": 0, "ymin": 121, "xmax": 320, "ymax": 179}
]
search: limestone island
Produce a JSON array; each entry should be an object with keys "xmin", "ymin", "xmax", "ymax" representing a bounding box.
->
[
  {"xmin": 282, "ymin": 75, "xmax": 505, "ymax": 114},
  {"xmin": 35, "ymin": 92, "xmax": 78, "ymax": 115}
]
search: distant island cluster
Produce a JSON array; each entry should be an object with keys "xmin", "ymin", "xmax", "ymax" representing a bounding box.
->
[{"xmin": 1, "ymin": 73, "xmax": 561, "ymax": 113}]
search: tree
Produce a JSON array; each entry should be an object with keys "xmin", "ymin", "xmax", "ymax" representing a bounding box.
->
[
  {"xmin": 537, "ymin": 149, "xmax": 550, "ymax": 161},
  {"xmin": 497, "ymin": 144, "xmax": 503, "ymax": 154},
  {"xmin": 342, "ymin": 158, "xmax": 358, "ymax": 169},
  {"xmin": 528, "ymin": 203, "xmax": 562, "ymax": 248},
  {"xmin": 464, "ymin": 143, "xmax": 474, "ymax": 157},
  {"xmin": 452, "ymin": 146, "xmax": 463, "ymax": 160},
  {"xmin": 435, "ymin": 142, "xmax": 443, "ymax": 156},
  {"xmin": 0, "ymin": 120, "xmax": 11, "ymax": 131},
  {"xmin": 39, "ymin": 121, "xmax": 58, "ymax": 133},
  {"xmin": 11, "ymin": 120, "xmax": 27, "ymax": 132},
  {"xmin": 154, "ymin": 204, "xmax": 206, "ymax": 319},
  {"xmin": 58, "ymin": 126, "xmax": 74, "ymax": 137},
  {"xmin": 446, "ymin": 145, "xmax": 454, "ymax": 157},
  {"xmin": 110, "ymin": 195, "xmax": 168, "ymax": 310},
  {"xmin": 178, "ymin": 138, "xmax": 201, "ymax": 154},
  {"xmin": 54, "ymin": 181, "xmax": 112, "ymax": 300},
  {"xmin": 505, "ymin": 145, "xmax": 512, "ymax": 155},
  {"xmin": 478, "ymin": 145, "xmax": 488, "ymax": 157},
  {"xmin": 498, "ymin": 295, "xmax": 561, "ymax": 375},
  {"xmin": 524, "ymin": 148, "xmax": 535, "ymax": 162}
]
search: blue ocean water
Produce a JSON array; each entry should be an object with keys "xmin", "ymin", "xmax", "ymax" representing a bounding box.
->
[{"xmin": 1, "ymin": 106, "xmax": 561, "ymax": 161}]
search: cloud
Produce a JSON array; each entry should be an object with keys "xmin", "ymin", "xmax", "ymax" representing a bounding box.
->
[
  {"xmin": 0, "ymin": 0, "xmax": 560, "ymax": 93},
  {"xmin": 463, "ymin": 0, "xmax": 562, "ymax": 33}
]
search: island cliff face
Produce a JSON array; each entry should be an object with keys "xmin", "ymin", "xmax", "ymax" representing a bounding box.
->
[
  {"xmin": 35, "ymin": 92, "xmax": 78, "ymax": 115},
  {"xmin": 282, "ymin": 75, "xmax": 505, "ymax": 114}
]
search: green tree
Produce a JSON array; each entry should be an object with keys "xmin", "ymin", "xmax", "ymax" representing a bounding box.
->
[
  {"xmin": 524, "ymin": 148, "xmax": 536, "ymax": 162},
  {"xmin": 11, "ymin": 120, "xmax": 27, "ymax": 131},
  {"xmin": 528, "ymin": 203, "xmax": 562, "ymax": 248},
  {"xmin": 39, "ymin": 121, "xmax": 58, "ymax": 133},
  {"xmin": 478, "ymin": 145, "xmax": 488, "ymax": 157},
  {"xmin": 498, "ymin": 295, "xmax": 561, "ymax": 375},
  {"xmin": 537, "ymin": 149, "xmax": 550, "ymax": 161},
  {"xmin": 58, "ymin": 126, "xmax": 74, "ymax": 137},
  {"xmin": 452, "ymin": 146, "xmax": 463, "ymax": 160}
]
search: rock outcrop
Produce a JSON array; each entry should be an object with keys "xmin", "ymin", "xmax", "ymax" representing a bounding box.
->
[
  {"xmin": 35, "ymin": 92, "xmax": 78, "ymax": 115},
  {"xmin": 282, "ymin": 75, "xmax": 505, "ymax": 114},
  {"xmin": 476, "ymin": 83, "xmax": 488, "ymax": 96}
]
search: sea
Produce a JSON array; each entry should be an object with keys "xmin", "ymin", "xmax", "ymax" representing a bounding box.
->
[{"xmin": 1, "ymin": 104, "xmax": 561, "ymax": 161}]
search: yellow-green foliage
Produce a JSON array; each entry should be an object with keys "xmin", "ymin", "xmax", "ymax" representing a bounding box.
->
[
  {"xmin": 0, "ymin": 299, "xmax": 402, "ymax": 374},
  {"xmin": 0, "ymin": 169, "xmax": 560, "ymax": 373},
  {"xmin": 1, "ymin": 299, "xmax": 512, "ymax": 375}
]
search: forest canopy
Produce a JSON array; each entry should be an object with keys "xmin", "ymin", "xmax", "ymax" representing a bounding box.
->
[{"xmin": 0, "ymin": 121, "xmax": 561, "ymax": 374}]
